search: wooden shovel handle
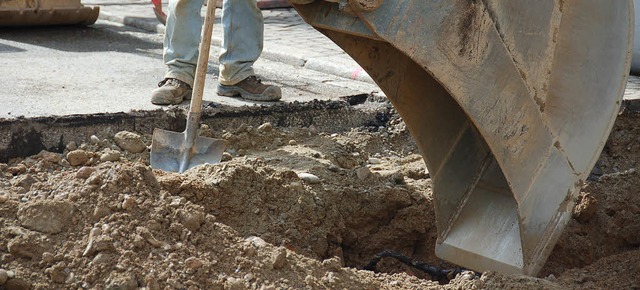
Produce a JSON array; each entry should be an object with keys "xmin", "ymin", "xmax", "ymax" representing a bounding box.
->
[{"xmin": 189, "ymin": 0, "xmax": 216, "ymax": 114}]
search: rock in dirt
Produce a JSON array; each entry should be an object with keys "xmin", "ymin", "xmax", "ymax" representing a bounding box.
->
[
  {"xmin": 0, "ymin": 192, "xmax": 8, "ymax": 203},
  {"xmin": 573, "ymin": 193, "xmax": 598, "ymax": 224},
  {"xmin": 92, "ymin": 206, "xmax": 111, "ymax": 221},
  {"xmin": 143, "ymin": 274, "xmax": 160, "ymax": 290},
  {"xmin": 322, "ymin": 257, "xmax": 343, "ymax": 272},
  {"xmin": 76, "ymin": 166, "xmax": 96, "ymax": 179},
  {"xmin": 179, "ymin": 210, "xmax": 205, "ymax": 232},
  {"xmin": 66, "ymin": 141, "xmax": 77, "ymax": 151},
  {"xmin": 257, "ymin": 122, "xmax": 273, "ymax": 133},
  {"xmin": 221, "ymin": 152, "xmax": 233, "ymax": 162},
  {"xmin": 11, "ymin": 174, "xmax": 37, "ymax": 190},
  {"xmin": 105, "ymin": 274, "xmax": 138, "ymax": 290},
  {"xmin": 309, "ymin": 125, "xmax": 318, "ymax": 135},
  {"xmin": 3, "ymin": 278, "xmax": 31, "ymax": 290},
  {"xmin": 0, "ymin": 269, "xmax": 9, "ymax": 285},
  {"xmin": 328, "ymin": 163, "xmax": 340, "ymax": 172},
  {"xmin": 91, "ymin": 253, "xmax": 112, "ymax": 265},
  {"xmin": 41, "ymin": 252, "xmax": 54, "ymax": 263},
  {"xmin": 225, "ymin": 277, "xmax": 247, "ymax": 290},
  {"xmin": 7, "ymin": 164, "xmax": 27, "ymax": 175},
  {"xmin": 85, "ymin": 172, "xmax": 102, "ymax": 185},
  {"xmin": 100, "ymin": 149, "xmax": 121, "ymax": 162},
  {"xmin": 271, "ymin": 247, "xmax": 288, "ymax": 270},
  {"xmin": 45, "ymin": 262, "xmax": 68, "ymax": 284},
  {"xmin": 8, "ymin": 234, "xmax": 48, "ymax": 260},
  {"xmin": 83, "ymin": 228, "xmax": 102, "ymax": 256},
  {"xmin": 67, "ymin": 150, "xmax": 91, "ymax": 166},
  {"xmin": 137, "ymin": 227, "xmax": 168, "ymax": 249},
  {"xmin": 90, "ymin": 135, "xmax": 101, "ymax": 144},
  {"xmin": 122, "ymin": 195, "xmax": 136, "ymax": 210},
  {"xmin": 368, "ymin": 157, "xmax": 382, "ymax": 165},
  {"xmin": 298, "ymin": 173, "xmax": 320, "ymax": 184},
  {"xmin": 332, "ymin": 151, "xmax": 364, "ymax": 169},
  {"xmin": 17, "ymin": 200, "xmax": 75, "ymax": 234},
  {"xmin": 59, "ymin": 159, "xmax": 70, "ymax": 167},
  {"xmin": 185, "ymin": 257, "xmax": 203, "ymax": 269},
  {"xmin": 89, "ymin": 235, "xmax": 115, "ymax": 255},
  {"xmin": 245, "ymin": 236, "xmax": 267, "ymax": 248},
  {"xmin": 289, "ymin": 181, "xmax": 304, "ymax": 191},
  {"xmin": 355, "ymin": 166, "xmax": 371, "ymax": 180},
  {"xmin": 114, "ymin": 131, "xmax": 146, "ymax": 153},
  {"xmin": 37, "ymin": 151, "xmax": 62, "ymax": 164}
]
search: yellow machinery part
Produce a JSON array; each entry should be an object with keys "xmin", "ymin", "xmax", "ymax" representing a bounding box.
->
[{"xmin": 0, "ymin": 0, "xmax": 99, "ymax": 26}]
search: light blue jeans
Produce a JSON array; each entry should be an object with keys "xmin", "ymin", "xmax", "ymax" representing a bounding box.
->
[{"xmin": 163, "ymin": 0, "xmax": 264, "ymax": 86}]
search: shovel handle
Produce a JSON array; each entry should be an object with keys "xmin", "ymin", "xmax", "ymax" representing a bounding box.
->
[{"xmin": 189, "ymin": 0, "xmax": 216, "ymax": 114}]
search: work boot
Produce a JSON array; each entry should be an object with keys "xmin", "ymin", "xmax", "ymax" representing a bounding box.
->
[
  {"xmin": 217, "ymin": 76, "xmax": 282, "ymax": 101},
  {"xmin": 151, "ymin": 78, "xmax": 192, "ymax": 105}
]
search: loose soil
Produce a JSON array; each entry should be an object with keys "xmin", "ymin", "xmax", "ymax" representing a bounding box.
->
[{"xmin": 0, "ymin": 108, "xmax": 639, "ymax": 290}]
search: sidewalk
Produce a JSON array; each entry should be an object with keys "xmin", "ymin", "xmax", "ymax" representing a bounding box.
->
[
  {"xmin": 87, "ymin": 0, "xmax": 640, "ymax": 107},
  {"xmin": 87, "ymin": 0, "xmax": 374, "ymax": 83},
  {"xmin": 3, "ymin": 1, "xmax": 638, "ymax": 119}
]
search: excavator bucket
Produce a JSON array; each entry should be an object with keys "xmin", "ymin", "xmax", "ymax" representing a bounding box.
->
[
  {"xmin": 292, "ymin": 0, "xmax": 633, "ymax": 275},
  {"xmin": 0, "ymin": 0, "xmax": 99, "ymax": 27},
  {"xmin": 633, "ymin": 0, "xmax": 640, "ymax": 74}
]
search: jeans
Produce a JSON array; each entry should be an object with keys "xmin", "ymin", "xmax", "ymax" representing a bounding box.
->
[{"xmin": 163, "ymin": 0, "xmax": 264, "ymax": 86}]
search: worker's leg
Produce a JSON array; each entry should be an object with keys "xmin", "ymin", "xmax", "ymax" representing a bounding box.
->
[
  {"xmin": 151, "ymin": 0, "xmax": 201, "ymax": 105},
  {"xmin": 218, "ymin": 0, "xmax": 263, "ymax": 85},
  {"xmin": 164, "ymin": 0, "xmax": 202, "ymax": 86},
  {"xmin": 217, "ymin": 0, "xmax": 281, "ymax": 101}
]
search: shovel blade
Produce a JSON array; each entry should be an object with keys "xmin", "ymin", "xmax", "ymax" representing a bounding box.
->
[{"xmin": 150, "ymin": 128, "xmax": 226, "ymax": 173}]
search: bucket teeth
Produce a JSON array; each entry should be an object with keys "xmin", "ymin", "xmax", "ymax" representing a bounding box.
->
[{"xmin": 293, "ymin": 0, "xmax": 633, "ymax": 275}]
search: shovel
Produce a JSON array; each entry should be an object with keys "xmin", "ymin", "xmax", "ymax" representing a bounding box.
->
[{"xmin": 151, "ymin": 0, "xmax": 225, "ymax": 173}]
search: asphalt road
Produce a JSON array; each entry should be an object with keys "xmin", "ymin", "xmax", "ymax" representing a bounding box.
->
[{"xmin": 0, "ymin": 20, "xmax": 378, "ymax": 119}]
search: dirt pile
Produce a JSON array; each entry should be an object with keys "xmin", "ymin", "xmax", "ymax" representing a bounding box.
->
[{"xmin": 0, "ymin": 110, "xmax": 639, "ymax": 289}]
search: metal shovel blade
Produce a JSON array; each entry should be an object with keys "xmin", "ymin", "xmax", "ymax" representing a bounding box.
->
[
  {"xmin": 151, "ymin": 0, "xmax": 221, "ymax": 173},
  {"xmin": 150, "ymin": 128, "xmax": 226, "ymax": 173}
]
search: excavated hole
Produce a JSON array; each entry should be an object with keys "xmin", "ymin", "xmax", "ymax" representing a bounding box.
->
[{"xmin": 0, "ymin": 102, "xmax": 639, "ymax": 289}]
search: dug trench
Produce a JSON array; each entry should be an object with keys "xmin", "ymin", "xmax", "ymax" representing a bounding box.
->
[{"xmin": 0, "ymin": 97, "xmax": 638, "ymax": 289}]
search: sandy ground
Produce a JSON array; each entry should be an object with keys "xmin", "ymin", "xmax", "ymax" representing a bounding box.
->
[{"xmin": 0, "ymin": 107, "xmax": 639, "ymax": 290}]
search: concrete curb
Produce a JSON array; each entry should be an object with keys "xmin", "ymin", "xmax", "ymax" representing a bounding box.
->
[{"xmin": 98, "ymin": 11, "xmax": 375, "ymax": 84}]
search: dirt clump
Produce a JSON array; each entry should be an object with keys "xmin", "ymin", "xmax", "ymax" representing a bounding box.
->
[{"xmin": 0, "ymin": 111, "xmax": 639, "ymax": 289}]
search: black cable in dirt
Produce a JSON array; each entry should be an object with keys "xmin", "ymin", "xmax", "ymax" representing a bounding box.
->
[{"xmin": 363, "ymin": 250, "xmax": 478, "ymax": 283}]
